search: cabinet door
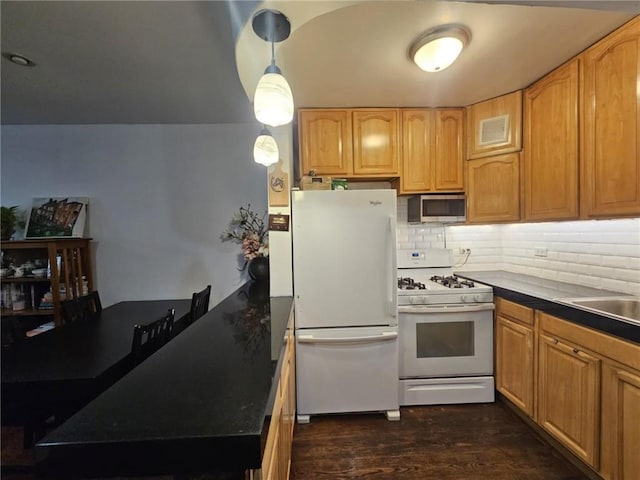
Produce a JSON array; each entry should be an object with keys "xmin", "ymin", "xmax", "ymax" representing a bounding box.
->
[
  {"xmin": 496, "ymin": 314, "xmax": 535, "ymax": 417},
  {"xmin": 298, "ymin": 109, "xmax": 353, "ymax": 176},
  {"xmin": 352, "ymin": 109, "xmax": 400, "ymax": 176},
  {"xmin": 538, "ymin": 333, "xmax": 600, "ymax": 468},
  {"xmin": 401, "ymin": 110, "xmax": 432, "ymax": 192},
  {"xmin": 600, "ymin": 363, "xmax": 640, "ymax": 480},
  {"xmin": 466, "ymin": 90, "xmax": 522, "ymax": 159},
  {"xmin": 433, "ymin": 109, "xmax": 464, "ymax": 191},
  {"xmin": 524, "ymin": 59, "xmax": 579, "ymax": 221},
  {"xmin": 466, "ymin": 153, "xmax": 520, "ymax": 223},
  {"xmin": 581, "ymin": 17, "xmax": 640, "ymax": 218}
]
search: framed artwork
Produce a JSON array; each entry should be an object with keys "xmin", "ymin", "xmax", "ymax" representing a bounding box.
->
[{"xmin": 25, "ymin": 197, "xmax": 89, "ymax": 239}]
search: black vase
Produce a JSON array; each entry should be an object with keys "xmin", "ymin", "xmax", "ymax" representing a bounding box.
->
[{"xmin": 248, "ymin": 256, "xmax": 269, "ymax": 282}]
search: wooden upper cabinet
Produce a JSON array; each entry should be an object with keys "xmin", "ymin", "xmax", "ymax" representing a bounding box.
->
[
  {"xmin": 581, "ymin": 16, "xmax": 640, "ymax": 218},
  {"xmin": 400, "ymin": 109, "xmax": 464, "ymax": 194},
  {"xmin": 466, "ymin": 153, "xmax": 521, "ymax": 223},
  {"xmin": 401, "ymin": 109, "xmax": 432, "ymax": 192},
  {"xmin": 298, "ymin": 109, "xmax": 353, "ymax": 176},
  {"xmin": 298, "ymin": 108, "xmax": 398, "ymax": 177},
  {"xmin": 466, "ymin": 90, "xmax": 523, "ymax": 159},
  {"xmin": 524, "ymin": 59, "xmax": 579, "ymax": 221},
  {"xmin": 434, "ymin": 110, "xmax": 465, "ymax": 191},
  {"xmin": 352, "ymin": 109, "xmax": 400, "ymax": 176}
]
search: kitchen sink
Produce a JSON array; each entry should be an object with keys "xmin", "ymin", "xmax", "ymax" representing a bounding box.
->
[{"xmin": 554, "ymin": 296, "xmax": 640, "ymax": 326}]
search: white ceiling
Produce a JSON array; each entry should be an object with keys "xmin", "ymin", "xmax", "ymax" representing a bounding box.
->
[{"xmin": 1, "ymin": 1, "xmax": 638, "ymax": 125}]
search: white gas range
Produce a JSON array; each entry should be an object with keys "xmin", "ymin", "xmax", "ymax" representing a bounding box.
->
[{"xmin": 397, "ymin": 248, "xmax": 496, "ymax": 406}]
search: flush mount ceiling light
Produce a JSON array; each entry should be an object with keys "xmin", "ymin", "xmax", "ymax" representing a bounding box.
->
[
  {"xmin": 2, "ymin": 52, "xmax": 36, "ymax": 67},
  {"xmin": 253, "ymin": 126, "xmax": 279, "ymax": 167},
  {"xmin": 409, "ymin": 25, "xmax": 471, "ymax": 73},
  {"xmin": 252, "ymin": 9, "xmax": 294, "ymax": 128}
]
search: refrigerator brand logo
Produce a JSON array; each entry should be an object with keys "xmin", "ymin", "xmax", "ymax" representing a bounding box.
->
[{"xmin": 369, "ymin": 200, "xmax": 382, "ymax": 206}]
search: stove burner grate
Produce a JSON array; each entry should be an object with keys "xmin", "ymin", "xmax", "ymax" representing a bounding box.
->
[
  {"xmin": 398, "ymin": 277, "xmax": 426, "ymax": 290},
  {"xmin": 429, "ymin": 275, "xmax": 475, "ymax": 289}
]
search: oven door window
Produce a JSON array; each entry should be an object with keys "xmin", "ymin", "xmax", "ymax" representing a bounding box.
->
[{"xmin": 416, "ymin": 321, "xmax": 475, "ymax": 358}]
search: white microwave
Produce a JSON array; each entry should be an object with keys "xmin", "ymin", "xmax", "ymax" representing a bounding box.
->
[{"xmin": 407, "ymin": 194, "xmax": 466, "ymax": 224}]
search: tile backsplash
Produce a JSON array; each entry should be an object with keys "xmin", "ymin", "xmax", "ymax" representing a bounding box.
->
[{"xmin": 397, "ymin": 197, "xmax": 640, "ymax": 296}]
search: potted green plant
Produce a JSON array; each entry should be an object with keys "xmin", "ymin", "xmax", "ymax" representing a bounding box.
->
[{"xmin": 1, "ymin": 206, "xmax": 25, "ymax": 241}]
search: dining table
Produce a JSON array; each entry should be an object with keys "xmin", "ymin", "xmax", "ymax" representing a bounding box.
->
[
  {"xmin": 1, "ymin": 299, "xmax": 191, "ymax": 445},
  {"xmin": 35, "ymin": 283, "xmax": 294, "ymax": 479}
]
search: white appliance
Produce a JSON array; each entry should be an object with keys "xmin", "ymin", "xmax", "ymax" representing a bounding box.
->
[
  {"xmin": 292, "ymin": 189, "xmax": 400, "ymax": 424},
  {"xmin": 397, "ymin": 248, "xmax": 495, "ymax": 406},
  {"xmin": 407, "ymin": 194, "xmax": 466, "ymax": 223}
]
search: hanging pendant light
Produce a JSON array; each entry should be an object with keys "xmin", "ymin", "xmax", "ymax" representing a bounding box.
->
[
  {"xmin": 252, "ymin": 9, "xmax": 294, "ymax": 127},
  {"xmin": 253, "ymin": 126, "xmax": 279, "ymax": 167}
]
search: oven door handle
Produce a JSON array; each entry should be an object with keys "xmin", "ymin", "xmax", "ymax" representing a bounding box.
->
[
  {"xmin": 298, "ymin": 331, "xmax": 398, "ymax": 345},
  {"xmin": 398, "ymin": 304, "xmax": 495, "ymax": 314}
]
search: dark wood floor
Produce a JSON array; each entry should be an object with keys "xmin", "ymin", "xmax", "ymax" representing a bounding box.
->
[
  {"xmin": 3, "ymin": 402, "xmax": 589, "ymax": 480},
  {"xmin": 290, "ymin": 402, "xmax": 590, "ymax": 480}
]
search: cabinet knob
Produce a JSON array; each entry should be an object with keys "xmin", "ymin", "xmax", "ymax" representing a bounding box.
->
[
  {"xmin": 553, "ymin": 338, "xmax": 558, "ymax": 345},
  {"xmin": 573, "ymin": 348, "xmax": 579, "ymax": 354}
]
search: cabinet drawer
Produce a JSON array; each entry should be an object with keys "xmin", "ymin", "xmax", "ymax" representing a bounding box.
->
[{"xmin": 496, "ymin": 298, "xmax": 534, "ymax": 326}]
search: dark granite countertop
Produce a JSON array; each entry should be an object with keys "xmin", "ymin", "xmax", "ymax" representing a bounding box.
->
[
  {"xmin": 35, "ymin": 282, "xmax": 294, "ymax": 478},
  {"xmin": 454, "ymin": 270, "xmax": 639, "ymax": 344}
]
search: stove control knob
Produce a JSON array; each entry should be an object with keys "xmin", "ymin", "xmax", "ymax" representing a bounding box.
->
[
  {"xmin": 409, "ymin": 296, "xmax": 417, "ymax": 304},
  {"xmin": 421, "ymin": 296, "xmax": 430, "ymax": 304},
  {"xmin": 462, "ymin": 294, "xmax": 482, "ymax": 303}
]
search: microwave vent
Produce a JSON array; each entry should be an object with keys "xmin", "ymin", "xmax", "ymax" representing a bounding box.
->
[{"xmin": 478, "ymin": 114, "xmax": 509, "ymax": 146}]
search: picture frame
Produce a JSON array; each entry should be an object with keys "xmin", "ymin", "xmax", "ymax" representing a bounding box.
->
[{"xmin": 24, "ymin": 197, "xmax": 89, "ymax": 239}]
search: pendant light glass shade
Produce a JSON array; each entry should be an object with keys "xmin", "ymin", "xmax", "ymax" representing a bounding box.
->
[
  {"xmin": 409, "ymin": 25, "xmax": 470, "ymax": 73},
  {"xmin": 254, "ymin": 69, "xmax": 294, "ymax": 127},
  {"xmin": 253, "ymin": 127, "xmax": 279, "ymax": 167},
  {"xmin": 252, "ymin": 9, "xmax": 294, "ymax": 127}
]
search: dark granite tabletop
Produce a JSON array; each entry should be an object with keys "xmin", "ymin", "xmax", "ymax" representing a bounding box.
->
[
  {"xmin": 35, "ymin": 282, "xmax": 294, "ymax": 478},
  {"xmin": 2, "ymin": 299, "xmax": 191, "ymax": 413},
  {"xmin": 454, "ymin": 270, "xmax": 639, "ymax": 344}
]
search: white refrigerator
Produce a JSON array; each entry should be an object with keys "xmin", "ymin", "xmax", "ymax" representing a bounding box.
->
[{"xmin": 291, "ymin": 189, "xmax": 399, "ymax": 423}]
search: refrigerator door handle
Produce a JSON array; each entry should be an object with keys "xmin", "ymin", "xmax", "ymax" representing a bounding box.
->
[
  {"xmin": 298, "ymin": 331, "xmax": 398, "ymax": 345},
  {"xmin": 388, "ymin": 214, "xmax": 397, "ymax": 318}
]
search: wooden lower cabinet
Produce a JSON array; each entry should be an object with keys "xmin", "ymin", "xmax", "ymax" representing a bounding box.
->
[
  {"xmin": 537, "ymin": 330, "xmax": 601, "ymax": 468},
  {"xmin": 600, "ymin": 363, "xmax": 640, "ymax": 480},
  {"xmin": 257, "ymin": 312, "xmax": 295, "ymax": 480},
  {"xmin": 495, "ymin": 307, "xmax": 640, "ymax": 480},
  {"xmin": 495, "ymin": 298, "xmax": 535, "ymax": 417}
]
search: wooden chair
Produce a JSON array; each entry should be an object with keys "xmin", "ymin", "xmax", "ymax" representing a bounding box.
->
[
  {"xmin": 78, "ymin": 291, "xmax": 102, "ymax": 317},
  {"xmin": 131, "ymin": 308, "xmax": 175, "ymax": 366},
  {"xmin": 190, "ymin": 285, "xmax": 211, "ymax": 323},
  {"xmin": 60, "ymin": 298, "xmax": 84, "ymax": 324},
  {"xmin": 173, "ymin": 285, "xmax": 211, "ymax": 338}
]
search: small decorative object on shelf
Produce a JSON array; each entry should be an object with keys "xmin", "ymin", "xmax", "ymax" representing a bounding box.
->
[
  {"xmin": 221, "ymin": 204, "xmax": 269, "ymax": 277},
  {"xmin": 1, "ymin": 205, "xmax": 26, "ymax": 241}
]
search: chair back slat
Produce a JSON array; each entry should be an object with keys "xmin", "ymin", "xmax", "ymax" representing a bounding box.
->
[
  {"xmin": 78, "ymin": 291, "xmax": 102, "ymax": 317},
  {"xmin": 190, "ymin": 285, "xmax": 211, "ymax": 323},
  {"xmin": 60, "ymin": 299, "xmax": 84, "ymax": 325},
  {"xmin": 131, "ymin": 308, "xmax": 175, "ymax": 366}
]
